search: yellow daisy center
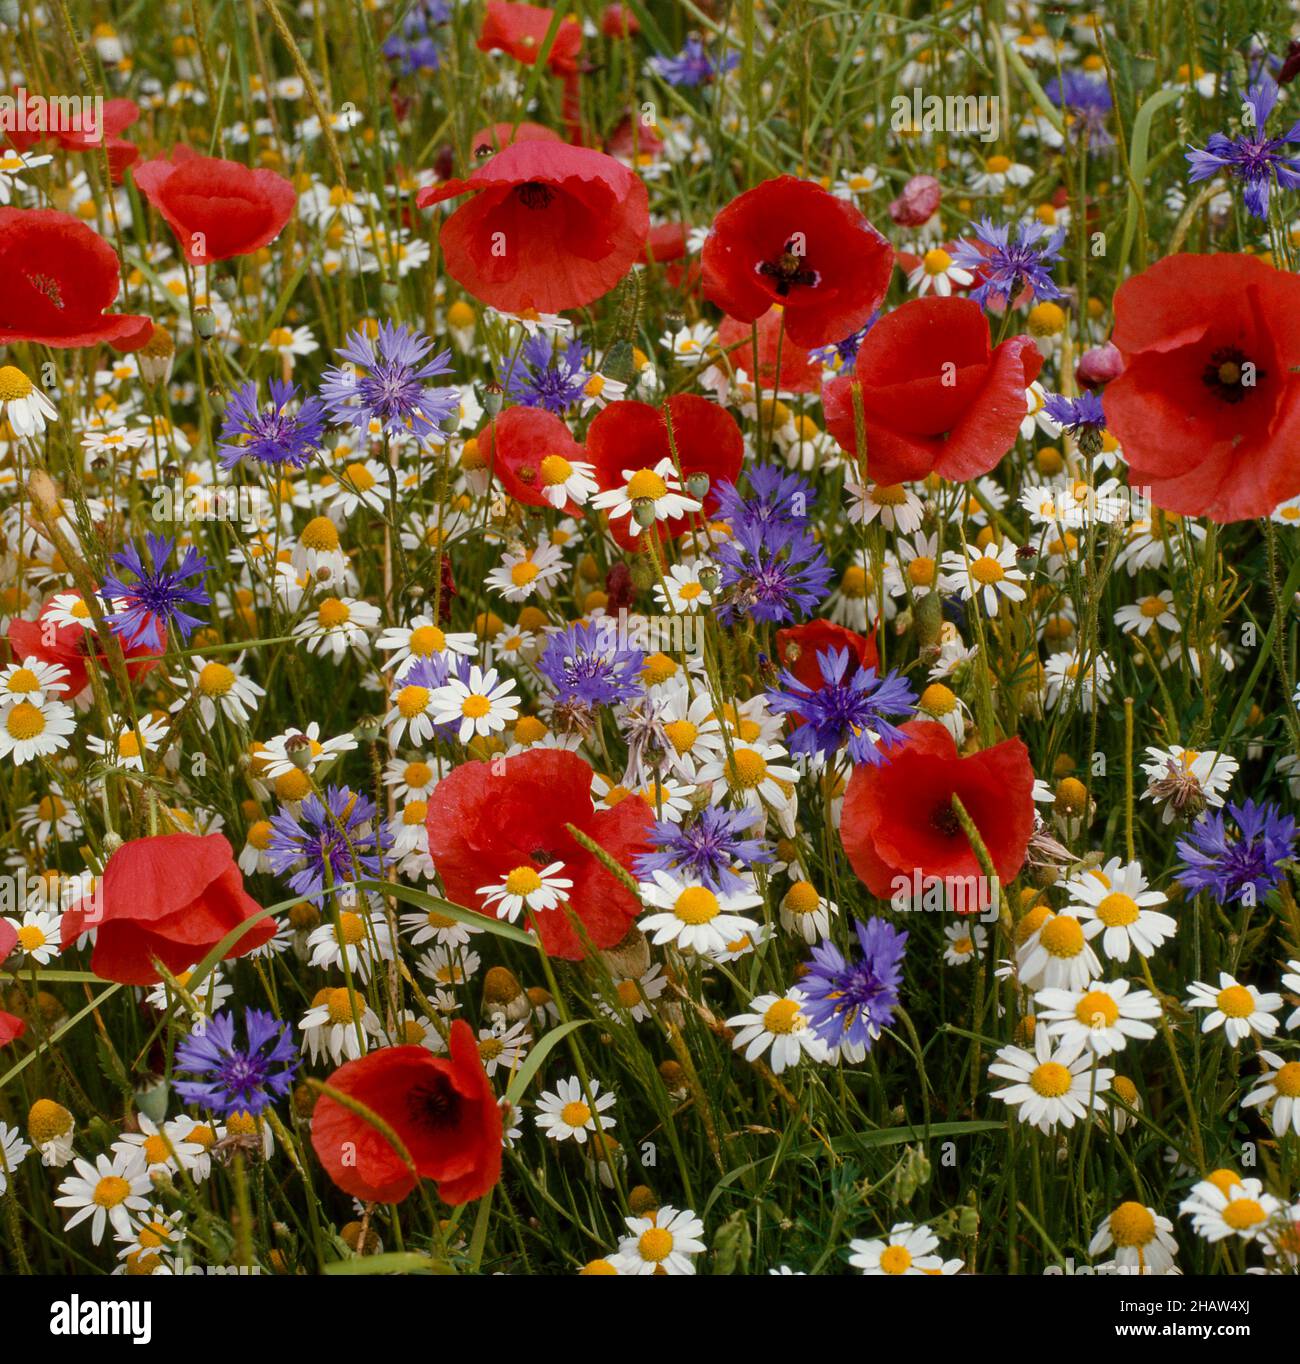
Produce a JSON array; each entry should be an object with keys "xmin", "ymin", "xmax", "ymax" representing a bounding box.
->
[
  {"xmin": 674, "ymin": 887, "xmax": 720, "ymax": 924},
  {"xmin": 638, "ymin": 1227, "xmax": 674, "ymax": 1262},
  {"xmin": 461, "ymin": 694, "xmax": 491, "ymax": 719},
  {"xmin": 198, "ymin": 662, "xmax": 235, "ymax": 696},
  {"xmin": 970, "ymin": 556, "xmax": 1004, "ymax": 585},
  {"xmin": 726, "ymin": 748, "xmax": 768, "ymax": 789},
  {"xmin": 1096, "ymin": 892, "xmax": 1139, "ymax": 927},
  {"xmin": 1222, "ymin": 1198, "xmax": 1266, "ymax": 1231},
  {"xmin": 409, "ymin": 625, "xmax": 446, "ymax": 655},
  {"xmin": 1215, "ymin": 985, "xmax": 1254, "ymax": 1019},
  {"xmin": 0, "ymin": 366, "xmax": 35, "ymax": 401},
  {"xmin": 1039, "ymin": 914, "xmax": 1084, "ymax": 957},
  {"xmin": 1030, "ymin": 1061, "xmax": 1073, "ymax": 1098},
  {"xmin": 6, "ymin": 702, "xmax": 46, "ymax": 740},
  {"xmin": 560, "ymin": 1100, "xmax": 591, "ymax": 1127},
  {"xmin": 396, "ymin": 684, "xmax": 430, "ymax": 718},
  {"xmin": 1109, "ymin": 1202, "xmax": 1155, "ymax": 1248},
  {"xmin": 316, "ymin": 597, "xmax": 351, "ymax": 628},
  {"xmin": 626, "ymin": 468, "xmax": 668, "ymax": 501},
  {"xmin": 1075, "ymin": 991, "xmax": 1119, "ymax": 1028},
  {"xmin": 879, "ymin": 1244, "xmax": 913, "ymax": 1274},
  {"xmin": 93, "ymin": 1175, "xmax": 131, "ymax": 1208},
  {"xmin": 505, "ymin": 866, "xmax": 543, "ymax": 897},
  {"xmin": 540, "ymin": 454, "xmax": 573, "ymax": 486},
  {"xmin": 763, "ymin": 998, "xmax": 802, "ymax": 1034}
]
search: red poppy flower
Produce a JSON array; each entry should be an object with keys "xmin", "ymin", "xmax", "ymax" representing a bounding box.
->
[
  {"xmin": 478, "ymin": 1, "xmax": 583, "ymax": 76},
  {"xmin": 60, "ymin": 833, "xmax": 275, "ymax": 985},
  {"xmin": 54, "ymin": 98, "xmax": 141, "ymax": 181},
  {"xmin": 425, "ymin": 748, "xmax": 652, "ymax": 960},
  {"xmin": 775, "ymin": 619, "xmax": 878, "ymax": 691},
  {"xmin": 717, "ymin": 308, "xmax": 819, "ymax": 394},
  {"xmin": 312, "ymin": 1023, "xmax": 502, "ymax": 1205},
  {"xmin": 702, "ymin": 176, "xmax": 893, "ymax": 348},
  {"xmin": 471, "ymin": 121, "xmax": 563, "ymax": 157},
  {"xmin": 605, "ymin": 112, "xmax": 663, "ymax": 162},
  {"xmin": 586, "ymin": 394, "xmax": 744, "ymax": 551},
  {"xmin": 646, "ymin": 221, "xmax": 687, "ymax": 264},
  {"xmin": 823, "ymin": 296, "xmax": 1042, "ymax": 485},
  {"xmin": 0, "ymin": 208, "xmax": 152, "ymax": 350},
  {"xmin": 1103, "ymin": 252, "xmax": 1300, "ymax": 521},
  {"xmin": 840, "ymin": 721, "xmax": 1035, "ymax": 902},
  {"xmin": 0, "ymin": 920, "xmax": 23, "ymax": 1047},
  {"xmin": 475, "ymin": 406, "xmax": 587, "ymax": 511},
  {"xmin": 601, "ymin": 3, "xmax": 639, "ymax": 37},
  {"xmin": 417, "ymin": 141, "xmax": 648, "ymax": 314},
  {"xmin": 9, "ymin": 593, "xmax": 162, "ymax": 700},
  {"xmin": 132, "ymin": 148, "xmax": 297, "ymax": 265}
]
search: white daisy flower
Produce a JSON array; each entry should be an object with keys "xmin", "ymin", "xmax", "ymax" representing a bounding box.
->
[
  {"xmin": 2, "ymin": 908, "xmax": 62, "ymax": 965},
  {"xmin": 1185, "ymin": 972, "xmax": 1282, "ymax": 1047},
  {"xmin": 638, "ymin": 870, "xmax": 762, "ymax": 956},
  {"xmin": 375, "ymin": 616, "xmax": 477, "ymax": 678},
  {"xmin": 848, "ymin": 1222, "xmax": 943, "ymax": 1275},
  {"xmin": 989, "ymin": 1026, "xmax": 1114, "ymax": 1134},
  {"xmin": 1114, "ymin": 591, "xmax": 1179, "ymax": 637},
  {"xmin": 299, "ymin": 987, "xmax": 385, "ymax": 1065},
  {"xmin": 1033, "ymin": 978, "xmax": 1161, "ymax": 1059},
  {"xmin": 476, "ymin": 861, "xmax": 572, "ymax": 923},
  {"xmin": 484, "ymin": 542, "xmax": 568, "ymax": 602},
  {"xmin": 905, "ymin": 246, "xmax": 975, "ymax": 296},
  {"xmin": 54, "ymin": 1151, "xmax": 152, "ymax": 1245},
  {"xmin": 1089, "ymin": 1203, "xmax": 1179, "ymax": 1275},
  {"xmin": 1242, "ymin": 1051, "xmax": 1300, "ymax": 1138},
  {"xmin": 429, "ymin": 665, "xmax": 519, "ymax": 744},
  {"xmin": 589, "ymin": 457, "xmax": 701, "ymax": 530},
  {"xmin": 0, "ymin": 1121, "xmax": 32, "ymax": 1194},
  {"xmin": 614, "ymin": 1205, "xmax": 706, "ymax": 1275},
  {"xmin": 0, "ymin": 694, "xmax": 77, "ymax": 764},
  {"xmin": 940, "ymin": 541, "xmax": 1027, "ymax": 618},
  {"xmin": 0, "ymin": 657, "xmax": 70, "ymax": 707},
  {"xmin": 293, "ymin": 595, "xmax": 381, "ymax": 660},
  {"xmin": 726, "ymin": 987, "xmax": 828, "ymax": 1073},
  {"xmin": 1016, "ymin": 910, "xmax": 1101, "ymax": 991},
  {"xmin": 1179, "ymin": 1173, "xmax": 1281, "ymax": 1244},
  {"xmin": 0, "ymin": 365, "xmax": 58, "ymax": 436},
  {"xmin": 534, "ymin": 1075, "xmax": 616, "ymax": 1145},
  {"xmin": 1065, "ymin": 857, "xmax": 1177, "ymax": 962},
  {"xmin": 1140, "ymin": 745, "xmax": 1238, "ymax": 824},
  {"xmin": 846, "ymin": 478, "xmax": 925, "ymax": 533},
  {"xmin": 172, "ymin": 656, "xmax": 265, "ymax": 726}
]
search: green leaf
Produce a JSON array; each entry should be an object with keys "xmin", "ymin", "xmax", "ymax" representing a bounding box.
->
[
  {"xmin": 505, "ymin": 1019, "xmax": 587, "ymax": 1106},
  {"xmin": 323, "ymin": 1252, "xmax": 449, "ymax": 1275},
  {"xmin": 1118, "ymin": 87, "xmax": 1182, "ymax": 276}
]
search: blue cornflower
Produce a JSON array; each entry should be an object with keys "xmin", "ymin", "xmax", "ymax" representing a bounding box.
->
[
  {"xmin": 266, "ymin": 785, "xmax": 389, "ymax": 903},
  {"xmin": 101, "ymin": 533, "xmax": 210, "ymax": 652},
  {"xmin": 382, "ymin": 0, "xmax": 449, "ymax": 73},
  {"xmin": 952, "ymin": 218, "xmax": 1065, "ymax": 310},
  {"xmin": 1044, "ymin": 70, "xmax": 1114, "ymax": 150},
  {"xmin": 504, "ymin": 332, "xmax": 591, "ymax": 413},
  {"xmin": 1175, "ymin": 799, "xmax": 1296, "ymax": 906},
  {"xmin": 808, "ymin": 315, "xmax": 877, "ymax": 368},
  {"xmin": 1187, "ymin": 79, "xmax": 1300, "ymax": 220},
  {"xmin": 714, "ymin": 518, "xmax": 834, "ymax": 625},
  {"xmin": 174, "ymin": 1009, "xmax": 299, "ymax": 1118},
  {"xmin": 649, "ymin": 37, "xmax": 739, "ymax": 88},
  {"xmin": 538, "ymin": 620, "xmax": 644, "ymax": 707},
  {"xmin": 714, "ymin": 466, "xmax": 816, "ymax": 532},
  {"xmin": 633, "ymin": 805, "xmax": 773, "ymax": 893},
  {"xmin": 319, "ymin": 321, "xmax": 459, "ymax": 442},
  {"xmin": 216, "ymin": 378, "xmax": 326, "ymax": 471},
  {"xmin": 1041, "ymin": 390, "xmax": 1107, "ymax": 437},
  {"xmin": 800, "ymin": 917, "xmax": 908, "ymax": 1055},
  {"xmin": 768, "ymin": 647, "xmax": 916, "ymax": 765}
]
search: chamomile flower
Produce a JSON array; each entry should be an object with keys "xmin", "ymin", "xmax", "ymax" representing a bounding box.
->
[
  {"xmin": 1065, "ymin": 858, "xmax": 1177, "ymax": 962},
  {"xmin": 989, "ymin": 1025, "xmax": 1114, "ymax": 1133},
  {"xmin": 1033, "ymin": 979, "xmax": 1161, "ymax": 1059},
  {"xmin": 86, "ymin": 712, "xmax": 169, "ymax": 771},
  {"xmin": 476, "ymin": 1020, "xmax": 530, "ymax": 1079},
  {"xmin": 1114, "ymin": 591, "xmax": 1179, "ymax": 636},
  {"xmin": 484, "ymin": 542, "xmax": 568, "ymax": 602},
  {"xmin": 375, "ymin": 616, "xmax": 477, "ymax": 678},
  {"xmin": 653, "ymin": 560, "xmax": 714, "ymax": 614},
  {"xmin": 777, "ymin": 880, "xmax": 836, "ymax": 943},
  {"xmin": 905, "ymin": 246, "xmax": 975, "ymax": 296},
  {"xmin": 1141, "ymin": 745, "xmax": 1238, "ymax": 824},
  {"xmin": 943, "ymin": 920, "xmax": 987, "ymax": 966},
  {"xmin": 1089, "ymin": 1203, "xmax": 1179, "ymax": 1275},
  {"xmin": 299, "ymin": 987, "xmax": 385, "ymax": 1065},
  {"xmin": 1180, "ymin": 1172, "xmax": 1281, "ymax": 1244},
  {"xmin": 1016, "ymin": 910, "xmax": 1101, "ymax": 990},
  {"xmin": 535, "ymin": 1075, "xmax": 616, "ymax": 1145},
  {"xmin": 1185, "ymin": 972, "xmax": 1283, "ymax": 1046},
  {"xmin": 0, "ymin": 694, "xmax": 76, "ymax": 764},
  {"xmin": 590, "ymin": 458, "xmax": 702, "ymax": 530},
  {"xmin": 0, "ymin": 365, "xmax": 58, "ymax": 436},
  {"xmin": 113, "ymin": 1115, "xmax": 204, "ymax": 1177},
  {"xmin": 941, "ymin": 541, "xmax": 1027, "ymax": 617},
  {"xmin": 1284, "ymin": 960, "xmax": 1300, "ymax": 1030},
  {"xmin": 0, "ymin": 1121, "xmax": 31, "ymax": 1194},
  {"xmin": 1242, "ymin": 1051, "xmax": 1300, "ymax": 1138},
  {"xmin": 305, "ymin": 907, "xmax": 395, "ymax": 981},
  {"xmin": 846, "ymin": 478, "xmax": 925, "ymax": 533},
  {"xmin": 596, "ymin": 962, "xmax": 668, "ymax": 1022},
  {"xmin": 429, "ymin": 665, "xmax": 519, "ymax": 744},
  {"xmin": 54, "ymin": 1151, "xmax": 152, "ymax": 1245},
  {"xmin": 477, "ymin": 861, "xmax": 573, "ymax": 923},
  {"xmin": 173, "ymin": 656, "xmax": 266, "ymax": 726},
  {"xmin": 848, "ymin": 1222, "xmax": 943, "ymax": 1275},
  {"xmin": 696, "ymin": 739, "xmax": 799, "ymax": 812},
  {"xmin": 727, "ymin": 987, "xmax": 827, "ymax": 1073},
  {"xmin": 293, "ymin": 595, "xmax": 381, "ymax": 660},
  {"xmin": 0, "ymin": 657, "xmax": 70, "ymax": 707},
  {"xmin": 638, "ymin": 870, "xmax": 762, "ymax": 955},
  {"xmin": 614, "ymin": 1205, "xmax": 706, "ymax": 1275},
  {"xmin": 2, "ymin": 908, "xmax": 62, "ymax": 965}
]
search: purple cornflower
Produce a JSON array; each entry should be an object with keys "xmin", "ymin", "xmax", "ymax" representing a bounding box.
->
[
  {"xmin": 504, "ymin": 332, "xmax": 590, "ymax": 413},
  {"xmin": 714, "ymin": 518, "xmax": 834, "ymax": 625},
  {"xmin": 266, "ymin": 785, "xmax": 389, "ymax": 903},
  {"xmin": 173, "ymin": 1009, "xmax": 299, "ymax": 1118},
  {"xmin": 101, "ymin": 533, "xmax": 210, "ymax": 652},
  {"xmin": 714, "ymin": 467, "xmax": 816, "ymax": 532},
  {"xmin": 800, "ymin": 917, "xmax": 908, "ymax": 1055},
  {"xmin": 1187, "ymin": 80, "xmax": 1300, "ymax": 220},
  {"xmin": 1042, "ymin": 390, "xmax": 1107, "ymax": 438},
  {"xmin": 952, "ymin": 218, "xmax": 1065, "ymax": 310},
  {"xmin": 808, "ymin": 315, "xmax": 877, "ymax": 368},
  {"xmin": 768, "ymin": 648, "xmax": 916, "ymax": 765},
  {"xmin": 649, "ymin": 37, "xmax": 739, "ymax": 88},
  {"xmin": 382, "ymin": 0, "xmax": 449, "ymax": 73},
  {"xmin": 216, "ymin": 379, "xmax": 326, "ymax": 471},
  {"xmin": 1175, "ymin": 799, "xmax": 1296, "ymax": 906},
  {"xmin": 1044, "ymin": 70, "xmax": 1114, "ymax": 150},
  {"xmin": 539, "ymin": 620, "xmax": 644, "ymax": 708},
  {"xmin": 319, "ymin": 321, "xmax": 459, "ymax": 442},
  {"xmin": 634, "ymin": 804, "xmax": 772, "ymax": 893}
]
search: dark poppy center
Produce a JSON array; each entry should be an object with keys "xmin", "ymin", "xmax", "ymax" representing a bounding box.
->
[
  {"xmin": 1201, "ymin": 346, "xmax": 1265, "ymax": 404},
  {"xmin": 408, "ymin": 1074, "xmax": 461, "ymax": 1130},
  {"xmin": 514, "ymin": 182, "xmax": 555, "ymax": 210},
  {"xmin": 757, "ymin": 240, "xmax": 821, "ymax": 295},
  {"xmin": 530, "ymin": 846, "xmax": 558, "ymax": 865},
  {"xmin": 930, "ymin": 803, "xmax": 961, "ymax": 838},
  {"xmin": 26, "ymin": 271, "xmax": 65, "ymax": 309}
]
